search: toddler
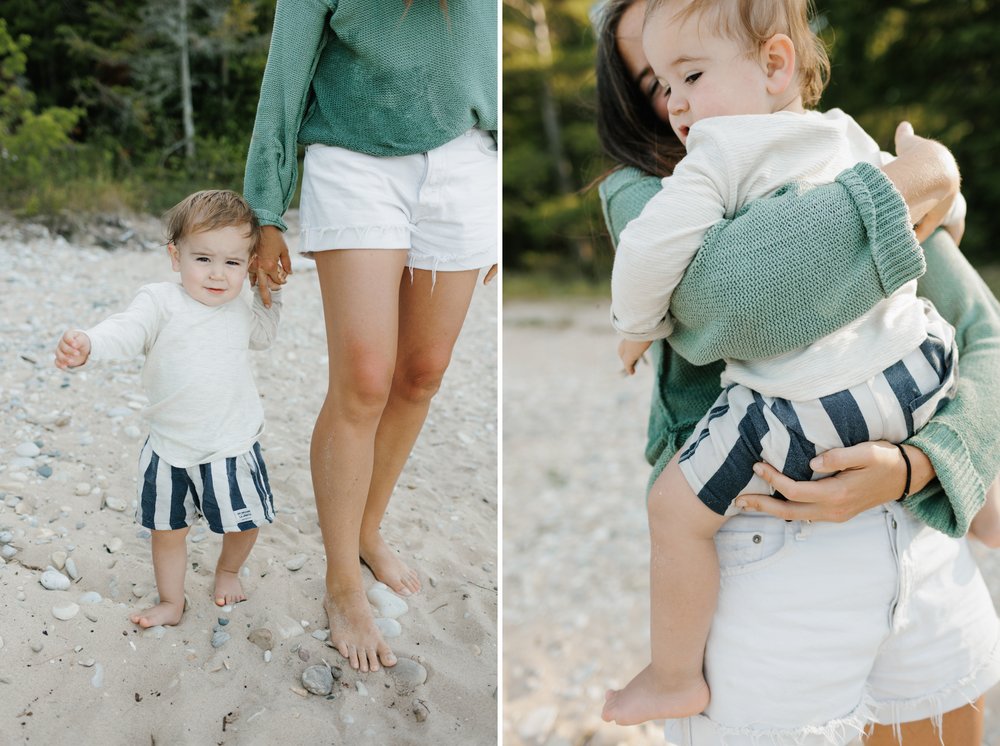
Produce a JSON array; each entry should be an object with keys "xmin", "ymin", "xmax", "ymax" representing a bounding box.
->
[
  {"xmin": 602, "ymin": 0, "xmax": 998, "ymax": 726},
  {"xmin": 55, "ymin": 190, "xmax": 281, "ymax": 627}
]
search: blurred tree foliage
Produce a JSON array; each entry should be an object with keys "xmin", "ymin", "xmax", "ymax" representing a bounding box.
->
[
  {"xmin": 0, "ymin": 0, "xmax": 273, "ymax": 215},
  {"xmin": 503, "ymin": 0, "xmax": 999, "ymax": 280}
]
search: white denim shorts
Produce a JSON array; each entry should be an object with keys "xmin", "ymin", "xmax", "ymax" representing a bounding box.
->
[
  {"xmin": 299, "ymin": 129, "xmax": 498, "ymax": 272},
  {"xmin": 665, "ymin": 502, "xmax": 1000, "ymax": 746}
]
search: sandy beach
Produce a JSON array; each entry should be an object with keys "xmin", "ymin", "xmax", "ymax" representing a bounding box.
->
[
  {"xmin": 503, "ymin": 299, "xmax": 1000, "ymax": 746},
  {"xmin": 0, "ymin": 212, "xmax": 497, "ymax": 745}
]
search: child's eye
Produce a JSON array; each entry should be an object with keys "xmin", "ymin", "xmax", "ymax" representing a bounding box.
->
[
  {"xmin": 685, "ymin": 72, "xmax": 702, "ymax": 85},
  {"xmin": 652, "ymin": 79, "xmax": 670, "ymax": 99},
  {"xmin": 195, "ymin": 256, "xmax": 210, "ymax": 263},
  {"xmin": 226, "ymin": 260, "xmax": 243, "ymax": 266}
]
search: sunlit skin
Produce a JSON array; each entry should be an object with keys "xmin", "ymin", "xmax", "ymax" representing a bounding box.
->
[
  {"xmin": 167, "ymin": 224, "xmax": 254, "ymax": 307},
  {"xmin": 616, "ymin": 1, "xmax": 672, "ymax": 124},
  {"xmin": 642, "ymin": 4, "xmax": 802, "ymax": 147}
]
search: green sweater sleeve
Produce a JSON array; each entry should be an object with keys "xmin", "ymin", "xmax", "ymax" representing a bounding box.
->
[
  {"xmin": 902, "ymin": 231, "xmax": 1000, "ymax": 536},
  {"xmin": 243, "ymin": 0, "xmax": 333, "ymax": 231},
  {"xmin": 599, "ymin": 162, "xmax": 928, "ymax": 491},
  {"xmin": 600, "ymin": 162, "xmax": 925, "ymax": 365}
]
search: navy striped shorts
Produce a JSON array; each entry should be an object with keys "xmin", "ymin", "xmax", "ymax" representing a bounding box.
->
[
  {"xmin": 678, "ymin": 326, "xmax": 958, "ymax": 516},
  {"xmin": 135, "ymin": 440, "xmax": 275, "ymax": 533}
]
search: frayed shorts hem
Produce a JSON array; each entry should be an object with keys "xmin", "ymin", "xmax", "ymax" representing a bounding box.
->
[
  {"xmin": 300, "ymin": 232, "xmax": 496, "ymax": 273},
  {"xmin": 664, "ymin": 634, "xmax": 1000, "ymax": 746},
  {"xmin": 868, "ymin": 630, "xmax": 1000, "ymax": 734}
]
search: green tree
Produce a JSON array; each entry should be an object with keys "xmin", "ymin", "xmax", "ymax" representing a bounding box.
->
[{"xmin": 0, "ymin": 19, "xmax": 82, "ymax": 210}]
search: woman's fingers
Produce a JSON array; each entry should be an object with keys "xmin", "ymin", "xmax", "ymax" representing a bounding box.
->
[
  {"xmin": 749, "ymin": 461, "xmax": 821, "ymax": 502},
  {"xmin": 734, "ymin": 492, "xmax": 819, "ymax": 521}
]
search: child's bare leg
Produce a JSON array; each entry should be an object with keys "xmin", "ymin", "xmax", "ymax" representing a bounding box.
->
[
  {"xmin": 130, "ymin": 527, "xmax": 190, "ymax": 628},
  {"xmin": 214, "ymin": 528, "xmax": 259, "ymax": 606},
  {"xmin": 969, "ymin": 476, "xmax": 1000, "ymax": 549},
  {"xmin": 602, "ymin": 456, "xmax": 724, "ymax": 725}
]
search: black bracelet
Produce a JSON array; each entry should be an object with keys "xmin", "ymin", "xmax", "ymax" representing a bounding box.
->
[{"xmin": 895, "ymin": 443, "xmax": 912, "ymax": 502}]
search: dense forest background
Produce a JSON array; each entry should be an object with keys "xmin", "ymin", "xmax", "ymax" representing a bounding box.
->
[
  {"xmin": 1, "ymin": 0, "xmax": 275, "ymax": 219},
  {"xmin": 503, "ymin": 0, "xmax": 999, "ymax": 286}
]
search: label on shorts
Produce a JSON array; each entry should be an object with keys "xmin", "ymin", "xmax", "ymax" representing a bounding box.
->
[{"xmin": 234, "ymin": 508, "xmax": 254, "ymax": 522}]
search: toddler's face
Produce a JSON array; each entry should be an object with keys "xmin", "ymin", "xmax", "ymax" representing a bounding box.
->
[
  {"xmin": 642, "ymin": 6, "xmax": 773, "ymax": 145},
  {"xmin": 168, "ymin": 225, "xmax": 253, "ymax": 307}
]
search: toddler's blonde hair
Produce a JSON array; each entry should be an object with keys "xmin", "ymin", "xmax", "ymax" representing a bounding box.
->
[
  {"xmin": 164, "ymin": 190, "xmax": 261, "ymax": 256},
  {"xmin": 646, "ymin": 0, "xmax": 830, "ymax": 108}
]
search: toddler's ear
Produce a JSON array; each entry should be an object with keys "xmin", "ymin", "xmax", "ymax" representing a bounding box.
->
[
  {"xmin": 166, "ymin": 241, "xmax": 182, "ymax": 272},
  {"xmin": 763, "ymin": 33, "xmax": 796, "ymax": 97}
]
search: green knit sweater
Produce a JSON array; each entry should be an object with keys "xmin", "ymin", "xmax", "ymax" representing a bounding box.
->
[
  {"xmin": 601, "ymin": 162, "xmax": 1000, "ymax": 537},
  {"xmin": 244, "ymin": 0, "xmax": 497, "ymax": 231}
]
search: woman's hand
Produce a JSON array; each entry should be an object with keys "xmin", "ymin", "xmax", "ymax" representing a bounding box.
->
[
  {"xmin": 483, "ymin": 264, "xmax": 498, "ymax": 285},
  {"xmin": 734, "ymin": 441, "xmax": 936, "ymax": 522},
  {"xmin": 251, "ymin": 225, "xmax": 293, "ymax": 307},
  {"xmin": 881, "ymin": 121, "xmax": 961, "ymax": 243}
]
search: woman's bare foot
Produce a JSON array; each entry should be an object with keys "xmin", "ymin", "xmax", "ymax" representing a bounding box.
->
[
  {"xmin": 325, "ymin": 588, "xmax": 397, "ymax": 672},
  {"xmin": 601, "ymin": 664, "xmax": 710, "ymax": 725},
  {"xmin": 214, "ymin": 568, "xmax": 247, "ymax": 606},
  {"xmin": 360, "ymin": 533, "xmax": 421, "ymax": 596},
  {"xmin": 129, "ymin": 600, "xmax": 184, "ymax": 628}
]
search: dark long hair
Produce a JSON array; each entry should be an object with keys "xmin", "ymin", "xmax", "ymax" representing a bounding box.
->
[{"xmin": 594, "ymin": 0, "xmax": 685, "ymax": 178}]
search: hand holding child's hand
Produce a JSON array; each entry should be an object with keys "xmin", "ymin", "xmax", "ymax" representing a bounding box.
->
[
  {"xmin": 251, "ymin": 226, "xmax": 292, "ymax": 308},
  {"xmin": 619, "ymin": 339, "xmax": 652, "ymax": 375},
  {"xmin": 55, "ymin": 330, "xmax": 91, "ymax": 369}
]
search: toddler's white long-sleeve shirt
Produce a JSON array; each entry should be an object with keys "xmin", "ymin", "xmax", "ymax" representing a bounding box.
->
[
  {"xmin": 84, "ymin": 282, "xmax": 281, "ymax": 467},
  {"xmin": 611, "ymin": 108, "xmax": 965, "ymax": 400}
]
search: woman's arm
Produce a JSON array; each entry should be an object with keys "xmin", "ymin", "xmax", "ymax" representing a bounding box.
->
[
  {"xmin": 602, "ymin": 161, "xmax": 925, "ymax": 366},
  {"xmin": 243, "ymin": 0, "xmax": 332, "ymax": 232},
  {"xmin": 243, "ymin": 0, "xmax": 330, "ymax": 302},
  {"xmin": 903, "ymin": 230, "xmax": 1000, "ymax": 535},
  {"xmin": 738, "ymin": 230, "xmax": 1000, "ymax": 536}
]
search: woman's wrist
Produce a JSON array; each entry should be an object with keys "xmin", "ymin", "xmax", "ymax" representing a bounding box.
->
[{"xmin": 900, "ymin": 443, "xmax": 935, "ymax": 496}]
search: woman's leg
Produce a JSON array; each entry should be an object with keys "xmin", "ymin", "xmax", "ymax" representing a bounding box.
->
[
  {"xmin": 312, "ymin": 248, "xmax": 409, "ymax": 673},
  {"xmin": 864, "ymin": 699, "xmax": 984, "ymax": 745},
  {"xmin": 359, "ymin": 267, "xmax": 480, "ymax": 594}
]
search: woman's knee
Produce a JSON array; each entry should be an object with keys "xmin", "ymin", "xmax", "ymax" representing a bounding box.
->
[
  {"xmin": 393, "ymin": 351, "xmax": 452, "ymax": 403},
  {"xmin": 330, "ymin": 351, "xmax": 396, "ymax": 417}
]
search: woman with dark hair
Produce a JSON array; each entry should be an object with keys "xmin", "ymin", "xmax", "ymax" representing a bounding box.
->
[{"xmin": 593, "ymin": 0, "xmax": 1000, "ymax": 742}]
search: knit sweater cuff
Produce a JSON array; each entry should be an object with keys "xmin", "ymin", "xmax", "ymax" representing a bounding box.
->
[
  {"xmin": 904, "ymin": 419, "xmax": 986, "ymax": 537},
  {"xmin": 837, "ymin": 162, "xmax": 925, "ymax": 295},
  {"xmin": 253, "ymin": 209, "xmax": 288, "ymax": 233}
]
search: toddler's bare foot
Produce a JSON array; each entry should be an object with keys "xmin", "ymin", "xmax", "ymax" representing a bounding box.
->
[
  {"xmin": 360, "ymin": 534, "xmax": 421, "ymax": 596},
  {"xmin": 325, "ymin": 587, "xmax": 397, "ymax": 672},
  {"xmin": 214, "ymin": 569, "xmax": 247, "ymax": 606},
  {"xmin": 129, "ymin": 600, "xmax": 184, "ymax": 628},
  {"xmin": 601, "ymin": 664, "xmax": 710, "ymax": 725}
]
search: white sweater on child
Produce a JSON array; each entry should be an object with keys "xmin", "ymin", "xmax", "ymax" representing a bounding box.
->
[
  {"xmin": 611, "ymin": 108, "xmax": 965, "ymax": 400},
  {"xmin": 84, "ymin": 282, "xmax": 281, "ymax": 468}
]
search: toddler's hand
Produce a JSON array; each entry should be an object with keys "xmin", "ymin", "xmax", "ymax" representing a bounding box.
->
[
  {"xmin": 55, "ymin": 330, "xmax": 91, "ymax": 369},
  {"xmin": 619, "ymin": 339, "xmax": 652, "ymax": 376}
]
